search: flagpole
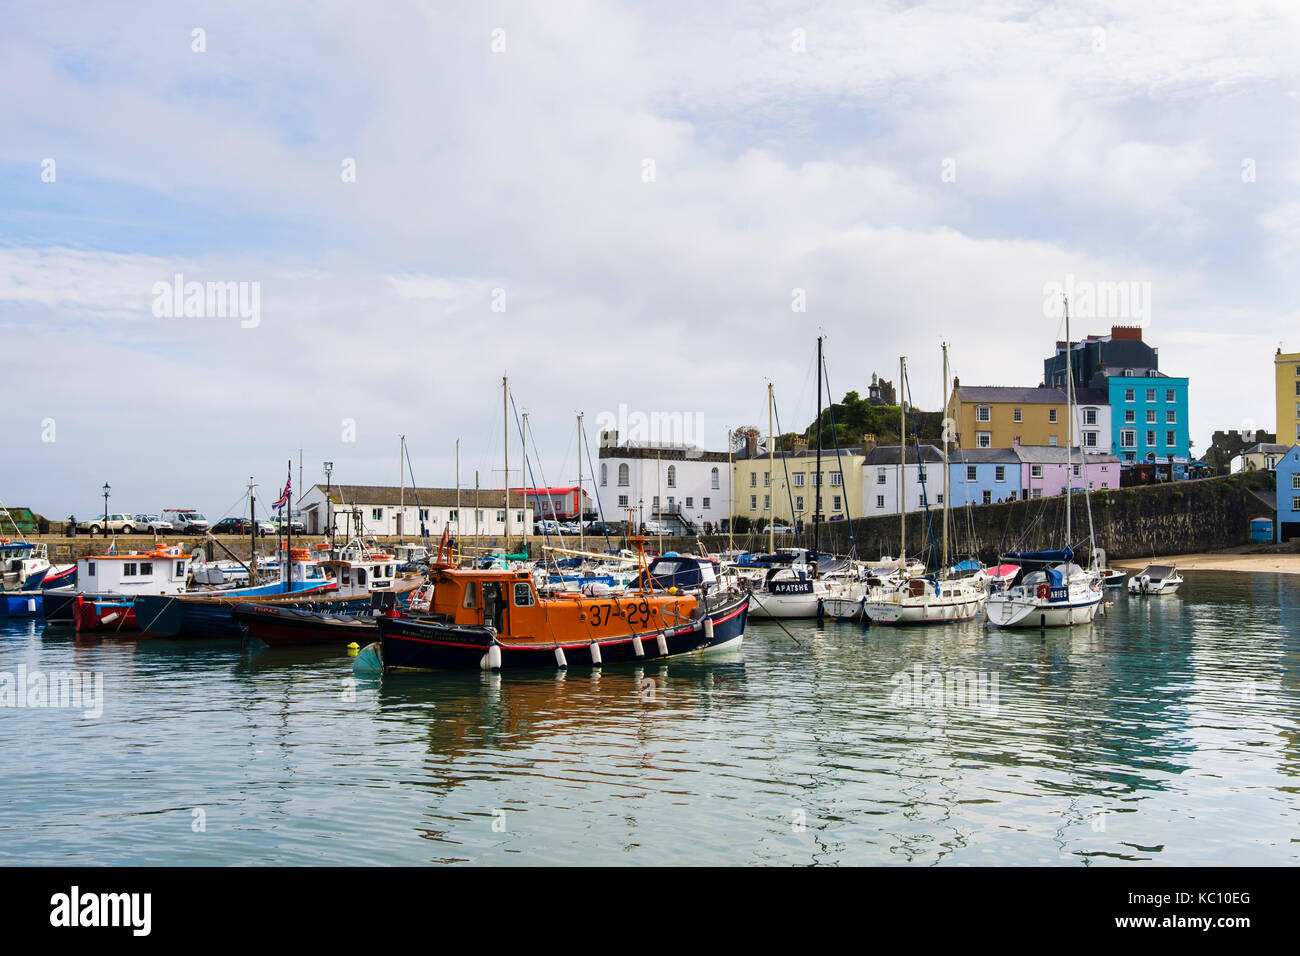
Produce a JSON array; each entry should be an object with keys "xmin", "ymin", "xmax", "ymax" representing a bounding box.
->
[{"xmin": 284, "ymin": 458, "xmax": 292, "ymax": 593}]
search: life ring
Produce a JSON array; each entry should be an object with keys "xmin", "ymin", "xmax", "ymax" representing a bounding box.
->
[{"xmin": 1036, "ymin": 583, "xmax": 1050, "ymax": 599}]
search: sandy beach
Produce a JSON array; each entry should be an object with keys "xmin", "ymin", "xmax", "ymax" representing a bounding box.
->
[{"xmin": 1114, "ymin": 552, "xmax": 1300, "ymax": 575}]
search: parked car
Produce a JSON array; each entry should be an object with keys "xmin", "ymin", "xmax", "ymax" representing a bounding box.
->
[
  {"xmin": 584, "ymin": 521, "xmax": 618, "ymax": 535},
  {"xmin": 268, "ymin": 516, "xmax": 306, "ymax": 533},
  {"xmin": 534, "ymin": 519, "xmax": 562, "ymax": 535},
  {"xmin": 80, "ymin": 513, "xmax": 136, "ymax": 536},
  {"xmin": 133, "ymin": 514, "xmax": 174, "ymax": 533},
  {"xmin": 163, "ymin": 510, "xmax": 211, "ymax": 534},
  {"xmin": 211, "ymin": 517, "xmax": 270, "ymax": 536},
  {"xmin": 768, "ymin": 523, "xmax": 795, "ymax": 534}
]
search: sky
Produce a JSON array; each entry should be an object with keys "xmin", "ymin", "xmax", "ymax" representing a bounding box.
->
[{"xmin": 2, "ymin": 1, "xmax": 1298, "ymax": 522}]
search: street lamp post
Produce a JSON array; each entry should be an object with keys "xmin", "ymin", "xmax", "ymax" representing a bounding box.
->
[{"xmin": 102, "ymin": 482, "xmax": 110, "ymax": 529}]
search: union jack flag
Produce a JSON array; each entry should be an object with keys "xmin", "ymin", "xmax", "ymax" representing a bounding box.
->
[{"xmin": 274, "ymin": 465, "xmax": 291, "ymax": 510}]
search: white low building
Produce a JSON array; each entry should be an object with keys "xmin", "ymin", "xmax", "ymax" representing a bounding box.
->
[
  {"xmin": 861, "ymin": 444, "xmax": 950, "ymax": 517},
  {"xmin": 296, "ymin": 484, "xmax": 532, "ymax": 539},
  {"xmin": 596, "ymin": 432, "xmax": 731, "ymax": 533}
]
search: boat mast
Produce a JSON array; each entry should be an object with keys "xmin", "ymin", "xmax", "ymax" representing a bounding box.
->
[
  {"xmin": 521, "ymin": 411, "xmax": 529, "ymax": 556},
  {"xmin": 656, "ymin": 449, "xmax": 663, "ymax": 555},
  {"xmin": 1064, "ymin": 296, "xmax": 1072, "ymax": 553},
  {"xmin": 248, "ymin": 477, "xmax": 258, "ymax": 586},
  {"xmin": 768, "ymin": 383, "xmax": 775, "ymax": 555},
  {"xmin": 503, "ymin": 376, "xmax": 511, "ymax": 550},
  {"xmin": 942, "ymin": 342, "xmax": 950, "ymax": 576},
  {"xmin": 899, "ymin": 356, "xmax": 906, "ymax": 565},
  {"xmin": 814, "ymin": 334, "xmax": 823, "ymax": 554},
  {"xmin": 577, "ymin": 412, "xmax": 584, "ymax": 551},
  {"xmin": 399, "ymin": 434, "xmax": 405, "ymax": 542},
  {"xmin": 455, "ymin": 438, "xmax": 461, "ymax": 543},
  {"xmin": 284, "ymin": 458, "xmax": 292, "ymax": 594},
  {"xmin": 728, "ymin": 428, "xmax": 734, "ymax": 554}
]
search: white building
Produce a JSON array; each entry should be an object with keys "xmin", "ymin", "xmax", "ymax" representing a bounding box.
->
[
  {"xmin": 861, "ymin": 444, "xmax": 949, "ymax": 518},
  {"xmin": 1074, "ymin": 387, "xmax": 1114, "ymax": 455},
  {"xmin": 596, "ymin": 432, "xmax": 731, "ymax": 533},
  {"xmin": 296, "ymin": 484, "xmax": 532, "ymax": 538}
]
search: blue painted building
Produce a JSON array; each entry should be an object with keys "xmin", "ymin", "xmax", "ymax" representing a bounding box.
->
[
  {"xmin": 1275, "ymin": 444, "xmax": 1300, "ymax": 542},
  {"xmin": 1102, "ymin": 372, "xmax": 1190, "ymax": 463},
  {"xmin": 948, "ymin": 448, "xmax": 1021, "ymax": 507}
]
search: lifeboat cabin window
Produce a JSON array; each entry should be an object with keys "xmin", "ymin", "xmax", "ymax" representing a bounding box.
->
[
  {"xmin": 341, "ymin": 567, "xmax": 351, "ymax": 585},
  {"xmin": 356, "ymin": 568, "xmax": 367, "ymax": 586},
  {"xmin": 122, "ymin": 563, "xmax": 138, "ymax": 577},
  {"xmin": 139, "ymin": 562, "xmax": 153, "ymax": 576},
  {"xmin": 514, "ymin": 582, "xmax": 535, "ymax": 607},
  {"xmin": 463, "ymin": 581, "xmax": 478, "ymax": 608},
  {"xmin": 175, "ymin": 561, "xmax": 186, "ymax": 576},
  {"xmin": 86, "ymin": 562, "xmax": 96, "ymax": 577}
]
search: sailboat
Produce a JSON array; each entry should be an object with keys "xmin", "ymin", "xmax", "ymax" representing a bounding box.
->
[
  {"xmin": 863, "ymin": 349, "xmax": 987, "ymax": 624},
  {"xmin": 985, "ymin": 296, "xmax": 1103, "ymax": 628}
]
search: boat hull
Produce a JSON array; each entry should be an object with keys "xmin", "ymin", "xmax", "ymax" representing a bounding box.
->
[
  {"xmin": 234, "ymin": 604, "xmax": 380, "ymax": 647},
  {"xmin": 0, "ymin": 592, "xmax": 43, "ymax": 617},
  {"xmin": 134, "ymin": 585, "xmax": 353, "ymax": 639},
  {"xmin": 985, "ymin": 592, "xmax": 1102, "ymax": 628},
  {"xmin": 74, "ymin": 597, "xmax": 139, "ymax": 633},
  {"xmin": 375, "ymin": 596, "xmax": 749, "ymax": 671},
  {"xmin": 865, "ymin": 594, "xmax": 986, "ymax": 625}
]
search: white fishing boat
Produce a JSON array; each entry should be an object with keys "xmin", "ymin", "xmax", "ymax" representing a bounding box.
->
[
  {"xmin": 986, "ymin": 296, "xmax": 1102, "ymax": 629},
  {"xmin": 1127, "ymin": 564, "xmax": 1183, "ymax": 595}
]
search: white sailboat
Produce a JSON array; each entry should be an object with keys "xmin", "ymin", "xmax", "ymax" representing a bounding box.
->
[
  {"xmin": 986, "ymin": 296, "xmax": 1103, "ymax": 628},
  {"xmin": 864, "ymin": 350, "xmax": 987, "ymax": 625}
]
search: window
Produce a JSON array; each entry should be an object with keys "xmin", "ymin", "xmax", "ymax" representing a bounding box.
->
[
  {"xmin": 750, "ymin": 473, "xmax": 757, "ymax": 488},
  {"xmin": 876, "ymin": 495, "xmax": 885, "ymax": 509},
  {"xmin": 1084, "ymin": 431, "xmax": 1098, "ymax": 447},
  {"xmin": 123, "ymin": 563, "xmax": 137, "ymax": 576},
  {"xmin": 475, "ymin": 509, "xmax": 484, "ymax": 521},
  {"xmin": 966, "ymin": 465, "xmax": 977, "ymax": 481},
  {"xmin": 1166, "ymin": 389, "xmax": 1176, "ymax": 403},
  {"xmin": 140, "ymin": 562, "xmax": 153, "ymax": 576},
  {"xmin": 877, "ymin": 468, "xmax": 887, "ymax": 484},
  {"xmin": 830, "ymin": 472, "xmax": 842, "ymax": 486},
  {"xmin": 371, "ymin": 508, "xmax": 383, "ymax": 520},
  {"xmin": 463, "ymin": 581, "xmax": 477, "ymax": 609},
  {"xmin": 977, "ymin": 405, "xmax": 991, "ymax": 422},
  {"xmin": 1146, "ymin": 430, "xmax": 1156, "ymax": 447},
  {"xmin": 513, "ymin": 582, "xmax": 534, "ymax": 607},
  {"xmin": 711, "ymin": 467, "xmax": 720, "ymax": 489},
  {"xmin": 618, "ymin": 495, "xmax": 628, "ymax": 508},
  {"xmin": 448, "ymin": 509, "xmax": 458, "ymax": 523},
  {"xmin": 1124, "ymin": 388, "xmax": 1135, "ymax": 402},
  {"xmin": 1166, "ymin": 410, "xmax": 1176, "ymax": 423},
  {"xmin": 618, "ymin": 464, "xmax": 629, "ymax": 486},
  {"xmin": 1073, "ymin": 464, "xmax": 1080, "ymax": 477},
  {"xmin": 763, "ymin": 495, "xmax": 770, "ymax": 510},
  {"xmin": 1146, "ymin": 388, "xmax": 1156, "ymax": 402},
  {"xmin": 1294, "ymin": 497, "xmax": 1300, "ymax": 512},
  {"xmin": 419, "ymin": 508, "xmax": 428, "ymax": 520},
  {"xmin": 600, "ymin": 464, "xmax": 608, "ymax": 486},
  {"xmin": 1125, "ymin": 409, "xmax": 1135, "ymax": 424},
  {"xmin": 496, "ymin": 510, "xmax": 506, "ymax": 522},
  {"xmin": 652, "ymin": 496, "xmax": 659, "ymax": 508},
  {"xmin": 977, "ymin": 432, "xmax": 991, "ymax": 448},
  {"xmin": 1293, "ymin": 474, "xmax": 1299, "ymax": 490},
  {"xmin": 667, "ymin": 466, "xmax": 676, "ymax": 488},
  {"xmin": 1013, "ymin": 408, "xmax": 1023, "ymax": 423},
  {"xmin": 833, "ymin": 496, "xmax": 842, "ymax": 511},
  {"xmin": 982, "ymin": 490, "xmax": 992, "ymax": 505},
  {"xmin": 516, "ymin": 511, "xmax": 524, "ymax": 523},
  {"xmin": 702, "ymin": 497, "xmax": 711, "ymax": 509},
  {"xmin": 795, "ymin": 495, "xmax": 804, "ymax": 512},
  {"xmin": 175, "ymin": 561, "xmax": 185, "ymax": 576},
  {"xmin": 995, "ymin": 465, "xmax": 1006, "ymax": 481},
  {"xmin": 811, "ymin": 472, "xmax": 822, "ymax": 486},
  {"xmin": 794, "ymin": 472, "xmax": 805, "ymax": 487},
  {"xmin": 1031, "ymin": 465, "xmax": 1043, "ymax": 479},
  {"xmin": 1146, "ymin": 410, "xmax": 1157, "ymax": 424},
  {"xmin": 1166, "ymin": 431, "xmax": 1176, "ymax": 447},
  {"xmin": 1032, "ymin": 488, "xmax": 1043, "ymax": 499},
  {"xmin": 1121, "ymin": 430, "xmax": 1136, "ymax": 448},
  {"xmin": 1295, "ymin": 381, "xmax": 1300, "ymax": 397},
  {"xmin": 1049, "ymin": 436, "xmax": 1058, "ymax": 446},
  {"xmin": 87, "ymin": 561, "xmax": 95, "ymax": 576},
  {"xmin": 936, "ymin": 494, "xmax": 943, "ymax": 505},
  {"xmin": 1084, "ymin": 408, "xmax": 1097, "ymax": 425},
  {"xmin": 750, "ymin": 495, "xmax": 757, "ymax": 510},
  {"xmin": 1049, "ymin": 408, "xmax": 1058, "ymax": 423}
]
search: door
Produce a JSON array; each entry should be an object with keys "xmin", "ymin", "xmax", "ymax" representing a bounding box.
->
[{"xmin": 482, "ymin": 582, "xmax": 507, "ymax": 633}]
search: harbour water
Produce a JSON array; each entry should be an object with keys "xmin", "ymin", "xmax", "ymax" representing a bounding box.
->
[{"xmin": 2, "ymin": 571, "xmax": 1298, "ymax": 866}]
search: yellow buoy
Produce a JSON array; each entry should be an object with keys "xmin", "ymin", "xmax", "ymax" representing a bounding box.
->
[{"xmin": 347, "ymin": 642, "xmax": 360, "ymax": 656}]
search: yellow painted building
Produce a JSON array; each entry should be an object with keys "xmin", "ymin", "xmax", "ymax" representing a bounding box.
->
[
  {"xmin": 946, "ymin": 385, "xmax": 1069, "ymax": 450},
  {"xmin": 732, "ymin": 447, "xmax": 867, "ymax": 525},
  {"xmin": 1275, "ymin": 349, "xmax": 1300, "ymax": 445}
]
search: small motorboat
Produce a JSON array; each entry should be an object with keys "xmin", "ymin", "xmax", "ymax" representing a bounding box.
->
[
  {"xmin": 1127, "ymin": 565, "xmax": 1183, "ymax": 596},
  {"xmin": 234, "ymin": 590, "xmax": 407, "ymax": 647},
  {"xmin": 1099, "ymin": 567, "xmax": 1127, "ymax": 588}
]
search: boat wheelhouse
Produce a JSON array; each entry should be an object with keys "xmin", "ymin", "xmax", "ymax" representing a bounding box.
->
[
  {"xmin": 1, "ymin": 541, "xmax": 51, "ymax": 591},
  {"xmin": 78, "ymin": 544, "xmax": 193, "ymax": 596}
]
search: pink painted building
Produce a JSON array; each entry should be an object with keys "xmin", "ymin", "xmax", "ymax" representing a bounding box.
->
[{"xmin": 1013, "ymin": 440, "xmax": 1122, "ymax": 500}]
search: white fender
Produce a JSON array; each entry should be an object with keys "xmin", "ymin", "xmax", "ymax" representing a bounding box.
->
[
  {"xmin": 554, "ymin": 646, "xmax": 568, "ymax": 668},
  {"xmin": 703, "ymin": 618, "xmax": 714, "ymax": 640},
  {"xmin": 487, "ymin": 644, "xmax": 502, "ymax": 670},
  {"xmin": 656, "ymin": 633, "xmax": 668, "ymax": 656},
  {"xmin": 632, "ymin": 635, "xmax": 644, "ymax": 657},
  {"xmin": 589, "ymin": 641, "xmax": 602, "ymax": 665}
]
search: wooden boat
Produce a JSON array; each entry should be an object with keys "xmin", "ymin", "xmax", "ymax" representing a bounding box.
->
[
  {"xmin": 365, "ymin": 544, "xmax": 748, "ymax": 671},
  {"xmin": 234, "ymin": 591, "xmax": 408, "ymax": 647}
]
